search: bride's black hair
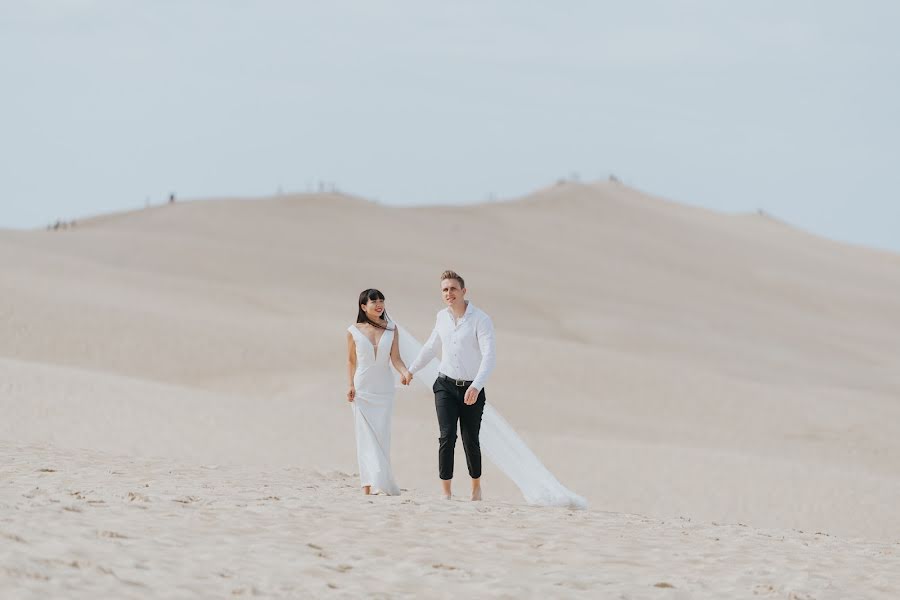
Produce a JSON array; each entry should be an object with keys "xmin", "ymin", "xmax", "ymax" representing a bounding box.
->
[{"xmin": 357, "ymin": 288, "xmax": 392, "ymax": 330}]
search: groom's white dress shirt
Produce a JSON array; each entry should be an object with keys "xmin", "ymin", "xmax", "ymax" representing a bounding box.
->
[{"xmin": 409, "ymin": 301, "xmax": 496, "ymax": 391}]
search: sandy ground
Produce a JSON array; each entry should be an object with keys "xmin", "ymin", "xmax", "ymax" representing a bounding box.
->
[{"xmin": 3, "ymin": 442, "xmax": 898, "ymax": 599}]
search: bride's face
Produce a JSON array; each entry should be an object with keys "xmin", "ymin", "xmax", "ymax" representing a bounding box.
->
[{"xmin": 362, "ymin": 298, "xmax": 385, "ymax": 321}]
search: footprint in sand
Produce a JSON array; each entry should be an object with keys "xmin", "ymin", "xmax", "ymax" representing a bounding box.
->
[
  {"xmin": 231, "ymin": 585, "xmax": 263, "ymax": 595},
  {"xmin": 98, "ymin": 530, "xmax": 130, "ymax": 539},
  {"xmin": 1, "ymin": 567, "xmax": 50, "ymax": 581},
  {"xmin": 172, "ymin": 495, "xmax": 200, "ymax": 504},
  {"xmin": 23, "ymin": 487, "xmax": 46, "ymax": 499},
  {"xmin": 328, "ymin": 564, "xmax": 353, "ymax": 573}
]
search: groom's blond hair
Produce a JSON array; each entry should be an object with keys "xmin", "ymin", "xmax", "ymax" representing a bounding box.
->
[{"xmin": 440, "ymin": 270, "xmax": 465, "ymax": 289}]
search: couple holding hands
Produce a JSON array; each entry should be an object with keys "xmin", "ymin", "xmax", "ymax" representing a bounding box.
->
[
  {"xmin": 346, "ymin": 269, "xmax": 586, "ymax": 509},
  {"xmin": 347, "ymin": 270, "xmax": 491, "ymax": 500}
]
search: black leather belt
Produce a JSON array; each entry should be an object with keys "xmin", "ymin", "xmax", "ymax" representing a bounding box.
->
[{"xmin": 438, "ymin": 373, "xmax": 474, "ymax": 387}]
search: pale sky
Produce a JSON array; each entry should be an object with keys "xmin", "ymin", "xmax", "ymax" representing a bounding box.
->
[{"xmin": 1, "ymin": 1, "xmax": 898, "ymax": 250}]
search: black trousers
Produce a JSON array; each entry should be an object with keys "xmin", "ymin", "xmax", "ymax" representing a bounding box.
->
[{"xmin": 433, "ymin": 376, "xmax": 486, "ymax": 480}]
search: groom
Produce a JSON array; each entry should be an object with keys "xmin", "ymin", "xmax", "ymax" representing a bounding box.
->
[{"xmin": 406, "ymin": 270, "xmax": 496, "ymax": 501}]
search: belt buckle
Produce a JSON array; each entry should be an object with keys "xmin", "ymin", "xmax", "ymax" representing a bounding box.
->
[{"xmin": 455, "ymin": 378, "xmax": 466, "ymax": 387}]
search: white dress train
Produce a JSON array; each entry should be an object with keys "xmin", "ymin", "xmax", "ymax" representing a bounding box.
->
[
  {"xmin": 394, "ymin": 324, "xmax": 587, "ymax": 509},
  {"xmin": 348, "ymin": 325, "xmax": 400, "ymax": 495}
]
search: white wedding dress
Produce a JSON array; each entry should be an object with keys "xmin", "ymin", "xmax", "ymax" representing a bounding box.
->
[{"xmin": 348, "ymin": 324, "xmax": 400, "ymax": 495}]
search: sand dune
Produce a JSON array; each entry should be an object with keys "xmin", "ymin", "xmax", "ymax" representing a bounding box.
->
[{"xmin": 2, "ymin": 182, "xmax": 900, "ymax": 596}]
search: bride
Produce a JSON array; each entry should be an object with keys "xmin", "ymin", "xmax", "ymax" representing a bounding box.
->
[{"xmin": 345, "ymin": 288, "xmax": 412, "ymax": 495}]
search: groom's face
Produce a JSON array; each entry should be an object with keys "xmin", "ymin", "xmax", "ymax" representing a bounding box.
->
[{"xmin": 441, "ymin": 279, "xmax": 465, "ymax": 306}]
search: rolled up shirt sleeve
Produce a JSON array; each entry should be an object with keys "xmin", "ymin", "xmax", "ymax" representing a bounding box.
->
[{"xmin": 470, "ymin": 314, "xmax": 496, "ymax": 391}]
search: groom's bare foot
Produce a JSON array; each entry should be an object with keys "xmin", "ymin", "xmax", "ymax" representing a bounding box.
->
[
  {"xmin": 471, "ymin": 478, "xmax": 482, "ymax": 501},
  {"xmin": 441, "ymin": 479, "xmax": 452, "ymax": 500}
]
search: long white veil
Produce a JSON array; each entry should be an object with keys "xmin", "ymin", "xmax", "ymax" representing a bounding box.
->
[{"xmin": 394, "ymin": 324, "xmax": 588, "ymax": 509}]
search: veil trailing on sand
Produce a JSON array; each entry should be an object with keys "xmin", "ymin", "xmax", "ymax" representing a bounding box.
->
[{"xmin": 394, "ymin": 324, "xmax": 588, "ymax": 510}]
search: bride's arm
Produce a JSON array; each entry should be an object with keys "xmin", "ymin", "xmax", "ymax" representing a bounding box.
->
[
  {"xmin": 390, "ymin": 329, "xmax": 412, "ymax": 384},
  {"xmin": 346, "ymin": 332, "xmax": 357, "ymax": 402}
]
